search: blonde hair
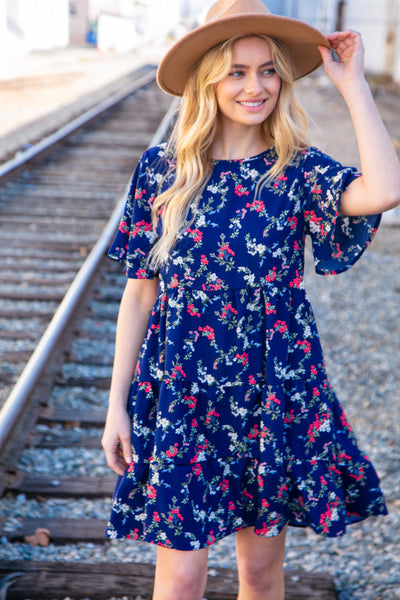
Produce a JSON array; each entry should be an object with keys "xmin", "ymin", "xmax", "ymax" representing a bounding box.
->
[{"xmin": 149, "ymin": 34, "xmax": 309, "ymax": 270}]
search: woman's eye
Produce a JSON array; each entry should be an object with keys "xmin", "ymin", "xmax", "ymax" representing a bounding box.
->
[
  {"xmin": 262, "ymin": 68, "xmax": 276, "ymax": 77},
  {"xmin": 229, "ymin": 70, "xmax": 244, "ymax": 78}
]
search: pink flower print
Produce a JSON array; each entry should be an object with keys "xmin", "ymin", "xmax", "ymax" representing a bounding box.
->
[
  {"xmin": 307, "ymin": 411, "xmax": 329, "ymax": 443},
  {"xmin": 287, "ymin": 216, "xmax": 298, "ymax": 230},
  {"xmin": 243, "ymin": 489, "xmax": 254, "ymax": 500},
  {"xmin": 304, "ymin": 210, "xmax": 326, "ymax": 236},
  {"xmin": 171, "ymin": 364, "xmax": 186, "ymax": 380},
  {"xmin": 168, "ymin": 508, "xmax": 184, "ymax": 523},
  {"xmin": 265, "ymin": 301, "xmax": 277, "ymax": 315},
  {"xmin": 265, "ymin": 266, "xmax": 277, "ymax": 282},
  {"xmin": 221, "ymin": 304, "xmax": 238, "ymax": 319},
  {"xmin": 265, "ymin": 393, "xmax": 281, "ymax": 408},
  {"xmin": 184, "ymin": 395, "xmax": 197, "ymax": 409},
  {"xmin": 235, "ymin": 184, "xmax": 250, "ymax": 196},
  {"xmin": 248, "ymin": 374, "xmax": 257, "ymax": 385},
  {"xmin": 349, "ymin": 467, "xmax": 365, "ymax": 482},
  {"xmin": 199, "ymin": 325, "xmax": 215, "ymax": 340},
  {"xmin": 170, "ymin": 273, "xmax": 179, "ymax": 288},
  {"xmin": 118, "ymin": 220, "xmax": 129, "ymax": 234},
  {"xmin": 235, "ymin": 352, "xmax": 249, "ymax": 366},
  {"xmin": 219, "ymin": 479, "xmax": 229, "ymax": 492},
  {"xmin": 136, "ymin": 268, "xmax": 148, "ymax": 279},
  {"xmin": 320, "ymin": 506, "xmax": 332, "ymax": 534},
  {"xmin": 334, "ymin": 243, "xmax": 343, "ymax": 258},
  {"xmin": 277, "ymin": 483, "xmax": 288, "ymax": 499},
  {"xmin": 273, "ymin": 174, "xmax": 288, "ymax": 189},
  {"xmin": 192, "ymin": 463, "xmax": 202, "ymax": 476},
  {"xmin": 127, "ymin": 529, "xmax": 140, "ymax": 539},
  {"xmin": 261, "ymin": 498, "xmax": 270, "ymax": 508},
  {"xmin": 205, "ymin": 409, "xmax": 220, "ymax": 424},
  {"xmin": 134, "ymin": 188, "xmax": 146, "ymax": 199},
  {"xmin": 131, "ymin": 219, "xmax": 153, "ymax": 238},
  {"xmin": 207, "ymin": 531, "xmax": 216, "ymax": 546},
  {"xmin": 138, "ymin": 381, "xmax": 152, "ymax": 394},
  {"xmin": 218, "ymin": 244, "xmax": 235, "ymax": 260},
  {"xmin": 289, "ymin": 270, "xmax": 303, "ymax": 288},
  {"xmin": 153, "ymin": 511, "xmax": 161, "ymax": 523},
  {"xmin": 246, "ymin": 199, "xmax": 265, "ymax": 212},
  {"xmin": 329, "ymin": 463, "xmax": 341, "ymax": 476},
  {"xmin": 203, "ymin": 279, "xmax": 223, "ymax": 291},
  {"xmin": 187, "ymin": 227, "xmax": 203, "ymax": 243},
  {"xmin": 274, "ymin": 320, "xmax": 287, "ymax": 334},
  {"xmin": 248, "ymin": 424, "xmax": 259, "ymax": 439},
  {"xmin": 284, "ymin": 409, "xmax": 295, "ymax": 424},
  {"xmin": 338, "ymin": 451, "xmax": 352, "ymax": 461},
  {"xmin": 200, "ymin": 254, "xmax": 209, "ymax": 265},
  {"xmin": 297, "ymin": 339, "xmax": 311, "ymax": 354},
  {"xmin": 187, "ymin": 304, "xmax": 201, "ymax": 317},
  {"xmin": 228, "ymin": 501, "xmax": 235, "ymax": 511},
  {"xmin": 339, "ymin": 409, "xmax": 353, "ymax": 431},
  {"xmin": 147, "ymin": 485, "xmax": 157, "ymax": 499},
  {"xmin": 311, "ymin": 364, "xmax": 318, "ymax": 375},
  {"xmin": 312, "ymin": 183, "xmax": 322, "ymax": 194},
  {"xmin": 166, "ymin": 442, "xmax": 179, "ymax": 458}
]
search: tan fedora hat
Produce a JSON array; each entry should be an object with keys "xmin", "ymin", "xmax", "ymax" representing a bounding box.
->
[{"xmin": 157, "ymin": 0, "xmax": 330, "ymax": 96}]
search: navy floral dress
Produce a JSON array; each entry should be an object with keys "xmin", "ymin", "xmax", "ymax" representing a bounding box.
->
[{"xmin": 106, "ymin": 144, "xmax": 387, "ymax": 550}]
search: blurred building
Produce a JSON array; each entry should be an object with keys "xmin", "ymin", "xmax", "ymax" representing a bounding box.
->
[
  {"xmin": 0, "ymin": 0, "xmax": 69, "ymax": 58},
  {"xmin": 267, "ymin": 0, "xmax": 400, "ymax": 83},
  {"xmin": 70, "ymin": 0, "xmax": 182, "ymax": 51}
]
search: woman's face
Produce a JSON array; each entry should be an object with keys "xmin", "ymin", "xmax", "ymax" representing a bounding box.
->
[{"xmin": 215, "ymin": 36, "xmax": 281, "ymax": 132}]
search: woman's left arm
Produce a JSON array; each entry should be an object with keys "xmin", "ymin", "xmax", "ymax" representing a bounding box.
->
[{"xmin": 319, "ymin": 31, "xmax": 400, "ymax": 216}]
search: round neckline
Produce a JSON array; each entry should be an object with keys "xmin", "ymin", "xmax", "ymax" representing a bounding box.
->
[{"xmin": 211, "ymin": 147, "xmax": 274, "ymax": 164}]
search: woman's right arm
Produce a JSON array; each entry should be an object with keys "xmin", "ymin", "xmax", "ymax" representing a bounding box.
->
[{"xmin": 102, "ymin": 276, "xmax": 159, "ymax": 475}]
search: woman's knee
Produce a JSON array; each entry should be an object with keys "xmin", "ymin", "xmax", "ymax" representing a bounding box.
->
[
  {"xmin": 153, "ymin": 546, "xmax": 208, "ymax": 600},
  {"xmin": 236, "ymin": 526, "xmax": 287, "ymax": 595}
]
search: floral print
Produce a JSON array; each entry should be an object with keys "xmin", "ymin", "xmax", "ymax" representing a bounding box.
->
[{"xmin": 106, "ymin": 144, "xmax": 387, "ymax": 550}]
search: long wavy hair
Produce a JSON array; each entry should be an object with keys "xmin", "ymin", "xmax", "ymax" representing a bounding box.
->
[{"xmin": 148, "ymin": 34, "xmax": 309, "ymax": 270}]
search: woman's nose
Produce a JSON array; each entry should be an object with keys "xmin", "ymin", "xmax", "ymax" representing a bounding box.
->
[{"xmin": 244, "ymin": 73, "xmax": 262, "ymax": 95}]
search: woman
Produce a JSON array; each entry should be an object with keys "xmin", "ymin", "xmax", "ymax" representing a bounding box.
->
[{"xmin": 102, "ymin": 1, "xmax": 400, "ymax": 598}]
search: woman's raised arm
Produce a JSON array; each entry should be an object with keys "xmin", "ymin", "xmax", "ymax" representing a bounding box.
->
[{"xmin": 319, "ymin": 30, "xmax": 400, "ymax": 216}]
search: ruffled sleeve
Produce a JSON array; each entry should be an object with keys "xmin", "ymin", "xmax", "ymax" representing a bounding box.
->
[
  {"xmin": 108, "ymin": 146, "xmax": 166, "ymax": 279},
  {"xmin": 302, "ymin": 147, "xmax": 380, "ymax": 275}
]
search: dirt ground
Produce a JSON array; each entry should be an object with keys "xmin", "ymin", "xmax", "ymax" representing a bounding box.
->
[{"xmin": 0, "ymin": 44, "xmax": 164, "ymax": 163}]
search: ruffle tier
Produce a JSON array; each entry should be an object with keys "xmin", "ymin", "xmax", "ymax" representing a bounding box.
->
[{"xmin": 106, "ymin": 375, "xmax": 387, "ymax": 549}]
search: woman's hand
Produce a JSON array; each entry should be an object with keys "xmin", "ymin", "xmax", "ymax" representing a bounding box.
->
[
  {"xmin": 102, "ymin": 407, "xmax": 133, "ymax": 476},
  {"xmin": 319, "ymin": 30, "xmax": 365, "ymax": 93}
]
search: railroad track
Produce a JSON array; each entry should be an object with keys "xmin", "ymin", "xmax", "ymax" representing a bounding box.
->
[{"xmin": 0, "ymin": 69, "xmax": 337, "ymax": 599}]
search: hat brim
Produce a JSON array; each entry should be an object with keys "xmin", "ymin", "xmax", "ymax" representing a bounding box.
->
[{"xmin": 157, "ymin": 14, "xmax": 329, "ymax": 96}]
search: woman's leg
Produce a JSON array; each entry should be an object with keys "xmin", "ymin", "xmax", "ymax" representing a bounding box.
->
[
  {"xmin": 236, "ymin": 525, "xmax": 287, "ymax": 600},
  {"xmin": 152, "ymin": 545, "xmax": 209, "ymax": 600}
]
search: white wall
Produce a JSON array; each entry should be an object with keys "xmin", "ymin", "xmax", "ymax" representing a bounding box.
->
[{"xmin": 0, "ymin": 0, "xmax": 69, "ymax": 58}]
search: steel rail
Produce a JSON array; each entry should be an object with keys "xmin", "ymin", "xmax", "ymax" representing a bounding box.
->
[
  {"xmin": 0, "ymin": 97, "xmax": 179, "ymax": 448},
  {"xmin": 0, "ymin": 69, "xmax": 156, "ymax": 180}
]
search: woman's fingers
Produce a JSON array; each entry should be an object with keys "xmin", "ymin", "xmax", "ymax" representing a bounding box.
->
[{"xmin": 102, "ymin": 411, "xmax": 133, "ymax": 476}]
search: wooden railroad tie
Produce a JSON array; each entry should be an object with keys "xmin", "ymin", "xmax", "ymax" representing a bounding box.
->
[{"xmin": 0, "ymin": 560, "xmax": 337, "ymax": 599}]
